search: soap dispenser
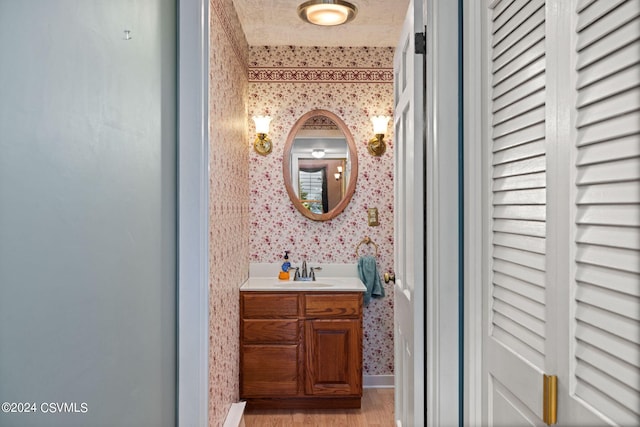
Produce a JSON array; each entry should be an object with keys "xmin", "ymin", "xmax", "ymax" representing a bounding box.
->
[{"xmin": 278, "ymin": 251, "xmax": 291, "ymax": 280}]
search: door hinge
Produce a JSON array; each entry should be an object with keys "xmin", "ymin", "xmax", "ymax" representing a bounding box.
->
[
  {"xmin": 415, "ymin": 31, "xmax": 426, "ymax": 55},
  {"xmin": 543, "ymin": 374, "xmax": 558, "ymax": 425}
]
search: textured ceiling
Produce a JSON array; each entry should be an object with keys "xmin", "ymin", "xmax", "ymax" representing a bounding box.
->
[{"xmin": 232, "ymin": 0, "xmax": 410, "ymax": 47}]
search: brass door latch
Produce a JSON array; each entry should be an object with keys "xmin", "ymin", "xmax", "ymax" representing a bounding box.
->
[{"xmin": 543, "ymin": 374, "xmax": 557, "ymax": 425}]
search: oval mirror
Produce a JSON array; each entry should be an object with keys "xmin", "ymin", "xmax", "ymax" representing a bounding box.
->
[{"xmin": 283, "ymin": 110, "xmax": 358, "ymax": 221}]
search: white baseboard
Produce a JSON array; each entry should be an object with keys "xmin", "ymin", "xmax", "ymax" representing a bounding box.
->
[
  {"xmin": 223, "ymin": 402, "xmax": 246, "ymax": 427},
  {"xmin": 363, "ymin": 375, "xmax": 394, "ymax": 388}
]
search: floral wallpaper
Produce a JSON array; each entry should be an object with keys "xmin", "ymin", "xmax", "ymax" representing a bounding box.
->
[
  {"xmin": 249, "ymin": 46, "xmax": 395, "ymax": 376},
  {"xmin": 209, "ymin": 0, "xmax": 249, "ymax": 425}
]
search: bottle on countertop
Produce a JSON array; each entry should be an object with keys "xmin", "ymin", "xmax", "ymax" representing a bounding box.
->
[{"xmin": 279, "ymin": 251, "xmax": 291, "ymax": 280}]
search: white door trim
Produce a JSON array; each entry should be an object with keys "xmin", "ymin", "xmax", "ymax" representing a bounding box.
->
[
  {"xmin": 424, "ymin": 0, "xmax": 460, "ymax": 425},
  {"xmin": 177, "ymin": 0, "xmax": 210, "ymax": 425},
  {"xmin": 462, "ymin": 0, "xmax": 484, "ymax": 425}
]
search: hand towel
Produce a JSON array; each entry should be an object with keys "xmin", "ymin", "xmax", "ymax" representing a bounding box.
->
[{"xmin": 357, "ymin": 255, "xmax": 385, "ymax": 305}]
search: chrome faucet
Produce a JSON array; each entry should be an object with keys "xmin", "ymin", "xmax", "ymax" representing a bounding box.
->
[
  {"xmin": 294, "ymin": 259, "xmax": 321, "ymax": 281},
  {"xmin": 310, "ymin": 266, "xmax": 322, "ymax": 281}
]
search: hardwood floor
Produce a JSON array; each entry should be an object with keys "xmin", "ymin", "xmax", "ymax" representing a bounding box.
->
[{"xmin": 243, "ymin": 388, "xmax": 395, "ymax": 427}]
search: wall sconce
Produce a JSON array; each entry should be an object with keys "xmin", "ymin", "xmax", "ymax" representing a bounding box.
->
[
  {"xmin": 368, "ymin": 115, "xmax": 390, "ymax": 156},
  {"xmin": 252, "ymin": 115, "xmax": 272, "ymax": 155},
  {"xmin": 311, "ymin": 149, "xmax": 325, "ymax": 159},
  {"xmin": 334, "ymin": 165, "xmax": 343, "ymax": 180}
]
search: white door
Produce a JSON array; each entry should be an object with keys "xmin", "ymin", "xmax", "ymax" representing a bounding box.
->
[
  {"xmin": 560, "ymin": 0, "xmax": 640, "ymax": 424},
  {"xmin": 478, "ymin": 1, "xmax": 639, "ymax": 425},
  {"xmin": 481, "ymin": 0, "xmax": 550, "ymax": 424},
  {"xmin": 393, "ymin": 0, "xmax": 425, "ymax": 425}
]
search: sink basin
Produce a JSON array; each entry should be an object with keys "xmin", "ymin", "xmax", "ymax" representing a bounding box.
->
[
  {"xmin": 241, "ymin": 277, "xmax": 366, "ymax": 292},
  {"xmin": 272, "ymin": 282, "xmax": 333, "ymax": 288}
]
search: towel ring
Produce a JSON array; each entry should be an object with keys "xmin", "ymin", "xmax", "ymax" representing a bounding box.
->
[{"xmin": 355, "ymin": 236, "xmax": 379, "ymax": 257}]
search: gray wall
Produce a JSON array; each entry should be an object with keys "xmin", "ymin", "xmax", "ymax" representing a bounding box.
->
[{"xmin": 0, "ymin": 1, "xmax": 176, "ymax": 426}]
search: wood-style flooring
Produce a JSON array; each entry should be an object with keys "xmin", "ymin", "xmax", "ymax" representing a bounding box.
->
[{"xmin": 243, "ymin": 388, "xmax": 395, "ymax": 427}]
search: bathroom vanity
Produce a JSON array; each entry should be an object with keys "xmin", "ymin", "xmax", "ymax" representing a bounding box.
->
[{"xmin": 239, "ymin": 276, "xmax": 366, "ymax": 409}]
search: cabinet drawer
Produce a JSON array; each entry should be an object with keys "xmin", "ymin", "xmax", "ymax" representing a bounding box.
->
[
  {"xmin": 242, "ymin": 293, "xmax": 299, "ymax": 318},
  {"xmin": 242, "ymin": 319, "xmax": 298, "ymax": 343},
  {"xmin": 304, "ymin": 293, "xmax": 362, "ymax": 318},
  {"xmin": 241, "ymin": 344, "xmax": 299, "ymax": 397}
]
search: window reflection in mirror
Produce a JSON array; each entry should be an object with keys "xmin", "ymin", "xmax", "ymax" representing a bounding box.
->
[
  {"xmin": 283, "ymin": 110, "xmax": 358, "ymax": 221},
  {"xmin": 298, "ymin": 158, "xmax": 346, "ymax": 213}
]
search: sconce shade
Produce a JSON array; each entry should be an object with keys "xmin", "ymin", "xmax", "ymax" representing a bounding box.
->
[
  {"xmin": 252, "ymin": 115, "xmax": 272, "ymax": 134},
  {"xmin": 298, "ymin": 0, "xmax": 357, "ymax": 26},
  {"xmin": 311, "ymin": 149, "xmax": 326, "ymax": 159},
  {"xmin": 334, "ymin": 165, "xmax": 343, "ymax": 180},
  {"xmin": 371, "ymin": 115, "xmax": 390, "ymax": 135}
]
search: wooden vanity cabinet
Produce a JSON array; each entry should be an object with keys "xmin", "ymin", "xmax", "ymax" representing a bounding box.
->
[{"xmin": 240, "ymin": 291, "xmax": 363, "ymax": 409}]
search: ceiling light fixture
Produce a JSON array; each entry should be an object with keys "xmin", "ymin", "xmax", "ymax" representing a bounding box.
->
[
  {"xmin": 297, "ymin": 0, "xmax": 358, "ymax": 26},
  {"xmin": 311, "ymin": 149, "xmax": 326, "ymax": 159}
]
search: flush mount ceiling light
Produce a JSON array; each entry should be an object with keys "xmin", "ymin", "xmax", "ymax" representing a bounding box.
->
[
  {"xmin": 311, "ymin": 149, "xmax": 326, "ymax": 158},
  {"xmin": 297, "ymin": 0, "xmax": 358, "ymax": 26}
]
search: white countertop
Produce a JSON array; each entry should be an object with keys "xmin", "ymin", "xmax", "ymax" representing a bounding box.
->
[
  {"xmin": 240, "ymin": 276, "xmax": 366, "ymax": 292},
  {"xmin": 242, "ymin": 263, "xmax": 366, "ymax": 292}
]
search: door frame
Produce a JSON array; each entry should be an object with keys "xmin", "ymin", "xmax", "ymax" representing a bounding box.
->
[
  {"xmin": 461, "ymin": 0, "xmax": 484, "ymax": 425},
  {"xmin": 177, "ymin": 1, "xmax": 467, "ymax": 425},
  {"xmin": 177, "ymin": 0, "xmax": 210, "ymax": 425},
  {"xmin": 423, "ymin": 0, "xmax": 461, "ymax": 425}
]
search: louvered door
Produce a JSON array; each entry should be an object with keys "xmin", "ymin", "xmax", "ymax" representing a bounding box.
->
[
  {"xmin": 561, "ymin": 0, "xmax": 640, "ymax": 424},
  {"xmin": 483, "ymin": 0, "xmax": 550, "ymax": 425},
  {"xmin": 480, "ymin": 0, "xmax": 639, "ymax": 425}
]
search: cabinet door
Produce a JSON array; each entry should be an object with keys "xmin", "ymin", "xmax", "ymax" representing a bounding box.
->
[
  {"xmin": 305, "ymin": 319, "xmax": 362, "ymax": 396},
  {"xmin": 241, "ymin": 344, "xmax": 299, "ymax": 397}
]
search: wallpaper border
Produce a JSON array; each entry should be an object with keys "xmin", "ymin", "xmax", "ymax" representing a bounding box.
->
[{"xmin": 248, "ymin": 67, "xmax": 394, "ymax": 83}]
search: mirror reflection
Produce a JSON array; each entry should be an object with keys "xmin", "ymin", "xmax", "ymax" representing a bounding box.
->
[
  {"xmin": 291, "ymin": 138, "xmax": 349, "ymax": 214},
  {"xmin": 283, "ymin": 110, "xmax": 358, "ymax": 221}
]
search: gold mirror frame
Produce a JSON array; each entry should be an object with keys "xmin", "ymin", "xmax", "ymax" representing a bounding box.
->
[{"xmin": 283, "ymin": 109, "xmax": 358, "ymax": 221}]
